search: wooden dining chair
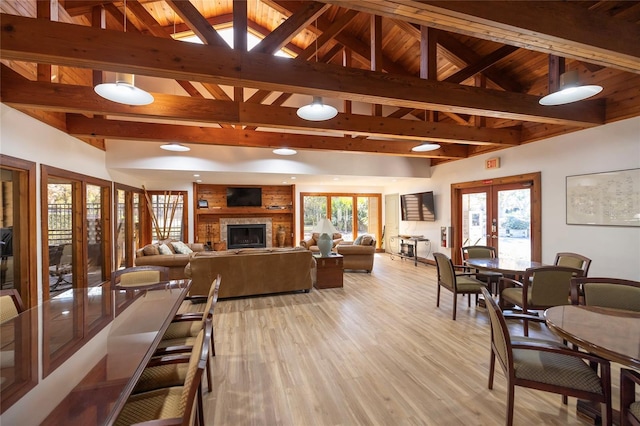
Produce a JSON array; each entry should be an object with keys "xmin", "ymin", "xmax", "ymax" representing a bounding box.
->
[
  {"xmin": 482, "ymin": 287, "xmax": 612, "ymax": 426},
  {"xmin": 621, "ymin": 368, "xmax": 640, "ymax": 426},
  {"xmin": 152, "ymin": 277, "xmax": 221, "ymax": 393},
  {"xmin": 111, "ymin": 265, "xmax": 170, "ymax": 287},
  {"xmin": 115, "ymin": 322, "xmax": 212, "ymax": 426},
  {"xmin": 570, "ymin": 277, "xmax": 640, "ymax": 311},
  {"xmin": 0, "ymin": 289, "xmax": 25, "ymax": 323},
  {"xmin": 433, "ymin": 252, "xmax": 487, "ymax": 320},
  {"xmin": 460, "ymin": 245, "xmax": 502, "ymax": 295},
  {"xmin": 555, "ymin": 252, "xmax": 592, "ymax": 277},
  {"xmin": 500, "ymin": 265, "xmax": 582, "ymax": 335}
]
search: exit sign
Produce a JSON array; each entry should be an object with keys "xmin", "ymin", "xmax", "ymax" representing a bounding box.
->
[{"xmin": 485, "ymin": 157, "xmax": 500, "ymax": 169}]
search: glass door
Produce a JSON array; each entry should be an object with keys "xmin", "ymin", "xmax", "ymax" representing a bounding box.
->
[{"xmin": 455, "ymin": 173, "xmax": 540, "ymax": 263}]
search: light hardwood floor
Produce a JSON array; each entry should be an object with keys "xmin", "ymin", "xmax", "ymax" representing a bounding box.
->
[{"xmin": 205, "ymin": 253, "xmax": 620, "ymax": 425}]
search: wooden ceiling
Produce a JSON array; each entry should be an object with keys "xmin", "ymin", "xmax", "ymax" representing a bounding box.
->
[{"xmin": 1, "ymin": 0, "xmax": 639, "ymax": 164}]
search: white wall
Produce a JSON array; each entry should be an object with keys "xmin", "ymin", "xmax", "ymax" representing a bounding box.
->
[
  {"xmin": 2, "ymin": 104, "xmax": 638, "ymax": 280},
  {"xmin": 385, "ymin": 117, "xmax": 640, "ymax": 280}
]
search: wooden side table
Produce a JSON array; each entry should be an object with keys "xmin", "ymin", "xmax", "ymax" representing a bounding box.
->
[{"xmin": 314, "ymin": 254, "xmax": 343, "ymax": 289}]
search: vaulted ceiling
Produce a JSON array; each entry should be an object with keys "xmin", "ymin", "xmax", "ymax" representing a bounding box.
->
[{"xmin": 1, "ymin": 0, "xmax": 639, "ymax": 166}]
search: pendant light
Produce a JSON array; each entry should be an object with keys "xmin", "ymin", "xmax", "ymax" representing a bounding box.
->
[
  {"xmin": 412, "ymin": 142, "xmax": 441, "ymax": 152},
  {"xmin": 95, "ymin": 72, "xmax": 154, "ymax": 105},
  {"xmin": 296, "ymin": 96, "xmax": 338, "ymax": 121},
  {"xmin": 539, "ymin": 70, "xmax": 602, "ymax": 106},
  {"xmin": 94, "ymin": 0, "xmax": 154, "ymax": 106},
  {"xmin": 296, "ymin": 20, "xmax": 337, "ymax": 121}
]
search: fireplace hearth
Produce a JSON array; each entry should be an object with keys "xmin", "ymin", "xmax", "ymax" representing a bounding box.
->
[{"xmin": 227, "ymin": 224, "xmax": 267, "ymax": 249}]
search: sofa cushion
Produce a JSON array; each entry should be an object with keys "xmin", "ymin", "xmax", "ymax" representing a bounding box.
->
[
  {"xmin": 171, "ymin": 241, "xmax": 193, "ymax": 255},
  {"xmin": 158, "ymin": 243, "xmax": 173, "ymax": 255},
  {"xmin": 353, "ymin": 235, "xmax": 364, "ymax": 245},
  {"xmin": 361, "ymin": 235, "xmax": 374, "ymax": 246},
  {"xmin": 142, "ymin": 244, "xmax": 160, "ymax": 256}
]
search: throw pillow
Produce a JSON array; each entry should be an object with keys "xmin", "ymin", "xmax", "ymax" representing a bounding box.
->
[
  {"xmin": 353, "ymin": 235, "xmax": 364, "ymax": 245},
  {"xmin": 172, "ymin": 241, "xmax": 193, "ymax": 254},
  {"xmin": 361, "ymin": 235, "xmax": 374, "ymax": 246},
  {"xmin": 142, "ymin": 244, "xmax": 159, "ymax": 256},
  {"xmin": 158, "ymin": 243, "xmax": 173, "ymax": 255}
]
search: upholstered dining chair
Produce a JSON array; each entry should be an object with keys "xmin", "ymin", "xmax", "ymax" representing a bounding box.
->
[
  {"xmin": 178, "ymin": 274, "xmax": 222, "ymax": 315},
  {"xmin": 115, "ymin": 322, "xmax": 212, "ymax": 426},
  {"xmin": 621, "ymin": 368, "xmax": 640, "ymax": 426},
  {"xmin": 555, "ymin": 252, "xmax": 592, "ymax": 277},
  {"xmin": 460, "ymin": 245, "xmax": 502, "ymax": 295},
  {"xmin": 154, "ymin": 277, "xmax": 221, "ymax": 393},
  {"xmin": 482, "ymin": 287, "xmax": 612, "ymax": 426},
  {"xmin": 570, "ymin": 277, "xmax": 640, "ymax": 311},
  {"xmin": 111, "ymin": 265, "xmax": 170, "ymax": 287},
  {"xmin": 0, "ymin": 289, "xmax": 25, "ymax": 323},
  {"xmin": 500, "ymin": 265, "xmax": 582, "ymax": 335},
  {"xmin": 433, "ymin": 252, "xmax": 487, "ymax": 320}
]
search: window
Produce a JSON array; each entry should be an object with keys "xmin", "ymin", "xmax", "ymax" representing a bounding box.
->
[
  {"xmin": 0, "ymin": 155, "xmax": 36, "ymax": 308},
  {"xmin": 114, "ymin": 184, "xmax": 145, "ymax": 270},
  {"xmin": 301, "ymin": 193, "xmax": 381, "ymax": 244},
  {"xmin": 41, "ymin": 166, "xmax": 112, "ymax": 299},
  {"xmin": 145, "ymin": 191, "xmax": 188, "ymax": 243}
]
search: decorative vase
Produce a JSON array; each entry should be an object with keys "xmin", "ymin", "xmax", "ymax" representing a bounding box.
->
[
  {"xmin": 276, "ymin": 225, "xmax": 286, "ymax": 247},
  {"xmin": 317, "ymin": 233, "xmax": 332, "ymax": 257}
]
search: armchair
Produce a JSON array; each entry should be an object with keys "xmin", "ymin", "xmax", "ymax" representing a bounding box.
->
[
  {"xmin": 500, "ymin": 265, "xmax": 582, "ymax": 335},
  {"xmin": 483, "ymin": 287, "xmax": 612, "ymax": 426},
  {"xmin": 433, "ymin": 252, "xmax": 487, "ymax": 320},
  {"xmin": 300, "ymin": 232, "xmax": 343, "ymax": 253},
  {"xmin": 336, "ymin": 235, "xmax": 376, "ymax": 272}
]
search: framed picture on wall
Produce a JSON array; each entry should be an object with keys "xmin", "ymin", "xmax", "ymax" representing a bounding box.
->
[
  {"xmin": 197, "ymin": 199, "xmax": 209, "ymax": 209},
  {"xmin": 566, "ymin": 168, "xmax": 640, "ymax": 227}
]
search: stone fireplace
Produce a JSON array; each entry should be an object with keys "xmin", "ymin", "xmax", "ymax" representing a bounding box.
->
[{"xmin": 220, "ymin": 218, "xmax": 273, "ymax": 248}]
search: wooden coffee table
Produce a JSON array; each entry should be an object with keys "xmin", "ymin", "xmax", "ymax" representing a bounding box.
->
[{"xmin": 314, "ymin": 254, "xmax": 344, "ymax": 289}]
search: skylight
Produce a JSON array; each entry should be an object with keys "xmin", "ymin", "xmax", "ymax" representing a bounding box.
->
[{"xmin": 179, "ymin": 28, "xmax": 292, "ymax": 58}]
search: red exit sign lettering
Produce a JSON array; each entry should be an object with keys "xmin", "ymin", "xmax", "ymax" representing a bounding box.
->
[{"xmin": 485, "ymin": 157, "xmax": 500, "ymax": 169}]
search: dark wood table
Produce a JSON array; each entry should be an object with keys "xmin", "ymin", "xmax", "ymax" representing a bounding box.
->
[
  {"xmin": 544, "ymin": 305, "xmax": 640, "ymax": 369},
  {"xmin": 1, "ymin": 280, "xmax": 191, "ymax": 425},
  {"xmin": 464, "ymin": 257, "xmax": 546, "ymax": 278},
  {"xmin": 545, "ymin": 305, "xmax": 640, "ymax": 424},
  {"xmin": 314, "ymin": 254, "xmax": 344, "ymax": 289}
]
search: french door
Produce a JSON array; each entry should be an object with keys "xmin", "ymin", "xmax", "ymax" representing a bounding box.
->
[{"xmin": 452, "ymin": 173, "xmax": 541, "ymax": 264}]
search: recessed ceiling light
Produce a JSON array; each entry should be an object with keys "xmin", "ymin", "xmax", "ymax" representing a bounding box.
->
[
  {"xmin": 290, "ymin": 176, "xmax": 296, "ymax": 180},
  {"xmin": 333, "ymin": 177, "xmax": 339, "ymax": 181},
  {"xmin": 412, "ymin": 143, "xmax": 441, "ymax": 152},
  {"xmin": 273, "ymin": 148, "xmax": 297, "ymax": 156},
  {"xmin": 193, "ymin": 174, "xmax": 200, "ymax": 177},
  {"xmin": 196, "ymin": 179, "xmax": 202, "ymax": 183},
  {"xmin": 160, "ymin": 143, "xmax": 190, "ymax": 152}
]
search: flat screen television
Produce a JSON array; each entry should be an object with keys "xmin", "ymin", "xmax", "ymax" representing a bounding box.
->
[
  {"xmin": 226, "ymin": 187, "xmax": 262, "ymax": 207},
  {"xmin": 400, "ymin": 191, "xmax": 435, "ymax": 221}
]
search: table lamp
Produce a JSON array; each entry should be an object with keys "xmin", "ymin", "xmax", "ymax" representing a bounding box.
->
[{"xmin": 314, "ymin": 218, "xmax": 337, "ymax": 257}]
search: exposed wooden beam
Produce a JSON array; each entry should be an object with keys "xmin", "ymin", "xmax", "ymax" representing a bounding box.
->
[
  {"xmin": 165, "ymin": 0, "xmax": 229, "ymax": 48},
  {"xmin": 0, "ymin": 14, "xmax": 605, "ymax": 127},
  {"xmin": 444, "ymin": 45, "xmax": 519, "ymax": 84},
  {"xmin": 65, "ymin": 115, "xmax": 469, "ymax": 159},
  {"xmin": 0, "ymin": 71, "xmax": 521, "ymax": 146},
  {"xmin": 253, "ymin": 2, "xmax": 329, "ymax": 54},
  {"xmin": 394, "ymin": 19, "xmax": 522, "ymax": 93},
  {"xmin": 297, "ymin": 9, "xmax": 357, "ymax": 60},
  {"xmin": 320, "ymin": 1, "xmax": 640, "ymax": 73}
]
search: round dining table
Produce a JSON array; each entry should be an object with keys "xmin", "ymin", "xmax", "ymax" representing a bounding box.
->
[
  {"xmin": 544, "ymin": 305, "xmax": 640, "ymax": 369},
  {"xmin": 464, "ymin": 257, "xmax": 546, "ymax": 277}
]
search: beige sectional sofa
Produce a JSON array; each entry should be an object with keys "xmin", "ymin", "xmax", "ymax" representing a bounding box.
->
[
  {"xmin": 135, "ymin": 241, "xmax": 205, "ymax": 280},
  {"xmin": 185, "ymin": 247, "xmax": 314, "ymax": 299}
]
